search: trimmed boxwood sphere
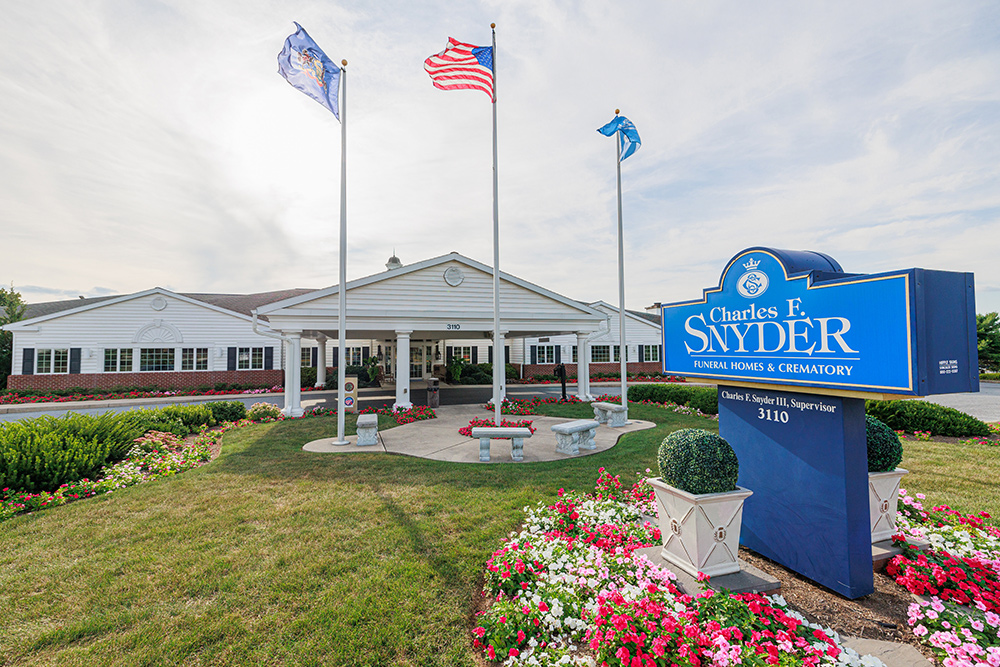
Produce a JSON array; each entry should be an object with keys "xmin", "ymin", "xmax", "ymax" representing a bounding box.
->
[
  {"xmin": 866, "ymin": 415, "xmax": 903, "ymax": 473},
  {"xmin": 657, "ymin": 428, "xmax": 739, "ymax": 495}
]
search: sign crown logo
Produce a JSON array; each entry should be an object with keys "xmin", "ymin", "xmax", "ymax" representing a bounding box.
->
[{"xmin": 743, "ymin": 258, "xmax": 760, "ymax": 271}]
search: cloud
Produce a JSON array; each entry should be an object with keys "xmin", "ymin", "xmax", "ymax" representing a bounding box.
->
[{"xmin": 0, "ymin": 0, "xmax": 997, "ymax": 315}]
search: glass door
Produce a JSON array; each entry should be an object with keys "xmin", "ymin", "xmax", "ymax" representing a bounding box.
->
[{"xmin": 409, "ymin": 344, "xmax": 423, "ymax": 379}]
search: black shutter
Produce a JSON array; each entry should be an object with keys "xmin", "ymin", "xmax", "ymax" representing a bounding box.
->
[
  {"xmin": 488, "ymin": 346, "xmax": 493, "ymax": 363},
  {"xmin": 505, "ymin": 346, "xmax": 510, "ymax": 363},
  {"xmin": 227, "ymin": 347, "xmax": 237, "ymax": 371},
  {"xmin": 530, "ymin": 345, "xmax": 537, "ymax": 364},
  {"xmin": 264, "ymin": 347, "xmax": 274, "ymax": 370},
  {"xmin": 362, "ymin": 346, "xmax": 370, "ymax": 361},
  {"xmin": 311, "ymin": 347, "xmax": 318, "ymax": 367},
  {"xmin": 555, "ymin": 346, "xmax": 562, "ymax": 363},
  {"xmin": 22, "ymin": 348, "xmax": 34, "ymax": 375},
  {"xmin": 658, "ymin": 345, "xmax": 663, "ymax": 364},
  {"xmin": 471, "ymin": 347, "xmax": 478, "ymax": 364},
  {"xmin": 331, "ymin": 347, "xmax": 338, "ymax": 367},
  {"xmin": 69, "ymin": 348, "xmax": 81, "ymax": 374},
  {"xmin": 446, "ymin": 346, "xmax": 453, "ymax": 362}
]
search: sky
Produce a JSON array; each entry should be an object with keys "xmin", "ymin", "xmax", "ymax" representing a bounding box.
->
[{"xmin": 1, "ymin": 0, "xmax": 999, "ymax": 314}]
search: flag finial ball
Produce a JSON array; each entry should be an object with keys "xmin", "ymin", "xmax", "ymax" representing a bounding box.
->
[
  {"xmin": 615, "ymin": 109, "xmax": 620, "ymax": 115},
  {"xmin": 342, "ymin": 59, "xmax": 348, "ymax": 66},
  {"xmin": 491, "ymin": 23, "xmax": 496, "ymax": 28}
]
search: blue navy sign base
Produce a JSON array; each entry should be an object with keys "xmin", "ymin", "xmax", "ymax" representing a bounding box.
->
[{"xmin": 718, "ymin": 385, "xmax": 874, "ymax": 598}]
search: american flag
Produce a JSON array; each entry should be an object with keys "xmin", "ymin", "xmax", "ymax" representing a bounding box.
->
[{"xmin": 424, "ymin": 38, "xmax": 494, "ymax": 101}]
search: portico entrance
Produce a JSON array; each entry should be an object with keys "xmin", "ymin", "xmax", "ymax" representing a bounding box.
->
[{"xmin": 255, "ymin": 252, "xmax": 606, "ymax": 416}]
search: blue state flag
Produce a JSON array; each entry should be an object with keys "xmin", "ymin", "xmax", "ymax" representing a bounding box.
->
[
  {"xmin": 597, "ymin": 115, "xmax": 641, "ymax": 161},
  {"xmin": 278, "ymin": 22, "xmax": 341, "ymax": 120}
]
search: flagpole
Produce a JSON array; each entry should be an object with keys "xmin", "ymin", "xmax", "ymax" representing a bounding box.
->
[
  {"xmin": 615, "ymin": 110, "xmax": 628, "ymax": 414},
  {"xmin": 335, "ymin": 60, "xmax": 349, "ymax": 445},
  {"xmin": 490, "ymin": 23, "xmax": 503, "ymax": 427}
]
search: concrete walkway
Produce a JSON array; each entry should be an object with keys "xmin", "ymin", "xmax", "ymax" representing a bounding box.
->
[{"xmin": 302, "ymin": 404, "xmax": 656, "ymax": 463}]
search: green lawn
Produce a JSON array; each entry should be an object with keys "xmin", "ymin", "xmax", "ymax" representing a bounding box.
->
[
  {"xmin": 0, "ymin": 404, "xmax": 705, "ymax": 667},
  {"xmin": 1, "ymin": 404, "xmax": 996, "ymax": 666}
]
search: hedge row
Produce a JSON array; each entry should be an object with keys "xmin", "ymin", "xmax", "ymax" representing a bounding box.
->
[
  {"xmin": 864, "ymin": 399, "xmax": 990, "ymax": 437},
  {"xmin": 0, "ymin": 401, "xmax": 247, "ymax": 494},
  {"xmin": 627, "ymin": 384, "xmax": 719, "ymax": 415}
]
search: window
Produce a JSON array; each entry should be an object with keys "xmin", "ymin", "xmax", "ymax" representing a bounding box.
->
[
  {"xmin": 537, "ymin": 345, "xmax": 556, "ymax": 364},
  {"xmin": 238, "ymin": 347, "xmax": 265, "ymax": 370},
  {"xmin": 36, "ymin": 348, "xmax": 69, "ymax": 374},
  {"xmin": 457, "ymin": 346, "xmax": 472, "ymax": 363},
  {"xmin": 140, "ymin": 348, "xmax": 175, "ymax": 372},
  {"xmin": 641, "ymin": 345, "xmax": 660, "ymax": 363},
  {"xmin": 613, "ymin": 345, "xmax": 628, "ymax": 362},
  {"xmin": 301, "ymin": 348, "xmax": 313, "ymax": 367},
  {"xmin": 181, "ymin": 348, "xmax": 208, "ymax": 371},
  {"xmin": 572, "ymin": 346, "xmax": 578, "ymax": 363},
  {"xmin": 348, "ymin": 347, "xmax": 363, "ymax": 366},
  {"xmin": 104, "ymin": 348, "xmax": 133, "ymax": 372},
  {"xmin": 591, "ymin": 345, "xmax": 610, "ymax": 363}
]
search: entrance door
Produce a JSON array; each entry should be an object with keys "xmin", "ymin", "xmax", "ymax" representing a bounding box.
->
[{"xmin": 409, "ymin": 344, "xmax": 423, "ymax": 379}]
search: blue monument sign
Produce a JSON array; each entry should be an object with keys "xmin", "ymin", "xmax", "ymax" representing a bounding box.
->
[
  {"xmin": 659, "ymin": 248, "xmax": 978, "ymax": 598},
  {"xmin": 661, "ymin": 247, "xmax": 978, "ymax": 396}
]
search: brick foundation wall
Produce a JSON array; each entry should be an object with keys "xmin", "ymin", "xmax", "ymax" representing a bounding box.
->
[
  {"xmin": 521, "ymin": 362, "xmax": 663, "ymax": 379},
  {"xmin": 7, "ymin": 370, "xmax": 285, "ymax": 392}
]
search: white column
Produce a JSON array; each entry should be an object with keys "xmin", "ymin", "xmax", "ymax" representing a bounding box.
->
[
  {"xmin": 283, "ymin": 332, "xmax": 303, "ymax": 417},
  {"xmin": 315, "ymin": 335, "xmax": 327, "ymax": 388},
  {"xmin": 394, "ymin": 330, "xmax": 412, "ymax": 410},
  {"xmin": 577, "ymin": 333, "xmax": 590, "ymax": 401}
]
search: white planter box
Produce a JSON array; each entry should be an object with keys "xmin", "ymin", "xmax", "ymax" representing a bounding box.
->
[
  {"xmin": 648, "ymin": 477, "xmax": 753, "ymax": 578},
  {"xmin": 869, "ymin": 467, "xmax": 908, "ymax": 543}
]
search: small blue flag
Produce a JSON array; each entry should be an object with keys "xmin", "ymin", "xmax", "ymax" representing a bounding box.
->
[
  {"xmin": 597, "ymin": 115, "xmax": 641, "ymax": 161},
  {"xmin": 278, "ymin": 22, "xmax": 341, "ymax": 120}
]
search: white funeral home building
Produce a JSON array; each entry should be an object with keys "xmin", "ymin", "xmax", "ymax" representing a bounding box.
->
[{"xmin": 3, "ymin": 252, "xmax": 664, "ymax": 415}]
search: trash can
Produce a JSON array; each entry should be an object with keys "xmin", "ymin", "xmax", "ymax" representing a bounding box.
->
[{"xmin": 426, "ymin": 377, "xmax": 440, "ymax": 408}]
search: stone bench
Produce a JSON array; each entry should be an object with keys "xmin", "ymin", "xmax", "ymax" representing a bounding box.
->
[
  {"xmin": 592, "ymin": 401, "xmax": 628, "ymax": 427},
  {"xmin": 471, "ymin": 427, "xmax": 533, "ymax": 462},
  {"xmin": 551, "ymin": 419, "xmax": 599, "ymax": 456},
  {"xmin": 356, "ymin": 413, "xmax": 379, "ymax": 446}
]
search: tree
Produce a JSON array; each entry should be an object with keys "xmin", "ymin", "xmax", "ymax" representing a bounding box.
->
[
  {"xmin": 0, "ymin": 284, "xmax": 27, "ymax": 389},
  {"xmin": 978, "ymin": 312, "xmax": 1000, "ymax": 372}
]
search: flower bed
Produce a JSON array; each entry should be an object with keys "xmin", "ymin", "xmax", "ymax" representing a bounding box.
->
[
  {"xmin": 459, "ymin": 417, "xmax": 536, "ymax": 437},
  {"xmin": 473, "ymin": 469, "xmax": 882, "ymax": 666},
  {"xmin": 0, "ymin": 384, "xmax": 326, "ymax": 406},
  {"xmin": 888, "ymin": 487, "xmax": 1000, "ymax": 664},
  {"xmin": 484, "ymin": 397, "xmax": 583, "ymax": 416}
]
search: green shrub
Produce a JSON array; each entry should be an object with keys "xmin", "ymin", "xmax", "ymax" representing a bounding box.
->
[
  {"xmin": 118, "ymin": 409, "xmax": 188, "ymax": 440},
  {"xmin": 657, "ymin": 428, "xmax": 739, "ymax": 495},
  {"xmin": 628, "ymin": 384, "xmax": 719, "ymax": 415},
  {"xmin": 0, "ymin": 412, "xmax": 144, "ymax": 493},
  {"xmin": 865, "ymin": 399, "xmax": 990, "ymax": 437},
  {"xmin": 866, "ymin": 415, "xmax": 903, "ymax": 472},
  {"xmin": 300, "ymin": 366, "xmax": 317, "ymax": 388},
  {"xmin": 247, "ymin": 402, "xmax": 283, "ymax": 421},
  {"xmin": 207, "ymin": 400, "xmax": 247, "ymax": 423},
  {"xmin": 982, "ymin": 373, "xmax": 1000, "ymax": 381},
  {"xmin": 506, "ymin": 363, "xmax": 518, "ymax": 380},
  {"xmin": 158, "ymin": 404, "xmax": 215, "ymax": 432}
]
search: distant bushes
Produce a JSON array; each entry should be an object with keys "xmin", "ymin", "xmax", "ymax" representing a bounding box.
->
[
  {"xmin": 0, "ymin": 401, "xmax": 247, "ymax": 495},
  {"xmin": 628, "ymin": 384, "xmax": 718, "ymax": 415},
  {"xmin": 865, "ymin": 399, "xmax": 990, "ymax": 437}
]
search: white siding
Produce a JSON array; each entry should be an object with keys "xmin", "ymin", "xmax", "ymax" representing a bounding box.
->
[
  {"xmin": 288, "ymin": 261, "xmax": 590, "ymax": 320},
  {"xmin": 11, "ymin": 292, "xmax": 282, "ymax": 376},
  {"xmin": 515, "ymin": 303, "xmax": 662, "ymax": 364}
]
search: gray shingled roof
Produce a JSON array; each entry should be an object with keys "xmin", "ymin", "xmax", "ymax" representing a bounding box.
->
[{"xmin": 22, "ymin": 289, "xmax": 318, "ymax": 322}]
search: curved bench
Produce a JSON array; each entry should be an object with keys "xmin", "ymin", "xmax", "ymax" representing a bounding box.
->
[
  {"xmin": 551, "ymin": 419, "xmax": 599, "ymax": 456},
  {"xmin": 471, "ymin": 426, "xmax": 533, "ymax": 462}
]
